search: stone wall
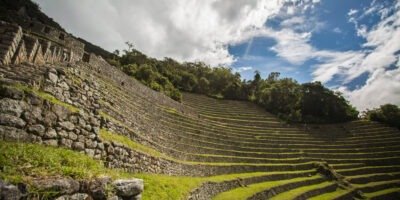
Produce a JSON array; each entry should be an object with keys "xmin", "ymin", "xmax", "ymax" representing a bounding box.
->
[
  {"xmin": 0, "ymin": 64, "xmax": 188, "ymax": 175},
  {"xmin": 84, "ymin": 53, "xmax": 197, "ymax": 117}
]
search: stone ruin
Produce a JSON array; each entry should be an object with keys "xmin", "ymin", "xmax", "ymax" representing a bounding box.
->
[{"xmin": 0, "ymin": 20, "xmax": 85, "ymax": 65}]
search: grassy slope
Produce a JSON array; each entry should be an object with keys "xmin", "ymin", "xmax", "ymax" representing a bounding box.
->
[{"xmin": 1, "ymin": 141, "xmax": 311, "ymax": 200}]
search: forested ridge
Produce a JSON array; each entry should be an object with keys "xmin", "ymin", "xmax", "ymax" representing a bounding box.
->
[{"xmin": 108, "ymin": 44, "xmax": 359, "ymax": 123}]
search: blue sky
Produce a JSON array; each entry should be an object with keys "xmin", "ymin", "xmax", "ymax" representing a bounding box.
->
[{"xmin": 36, "ymin": 0, "xmax": 400, "ymax": 110}]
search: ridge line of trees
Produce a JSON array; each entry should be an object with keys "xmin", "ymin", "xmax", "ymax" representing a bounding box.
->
[{"xmin": 107, "ymin": 43, "xmax": 359, "ymax": 123}]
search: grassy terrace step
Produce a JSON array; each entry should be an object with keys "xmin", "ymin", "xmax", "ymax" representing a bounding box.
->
[
  {"xmin": 308, "ymin": 188, "xmax": 351, "ymax": 200},
  {"xmin": 100, "ymin": 130, "xmax": 317, "ymax": 173},
  {"xmin": 189, "ymin": 170, "xmax": 316, "ymax": 200},
  {"xmin": 0, "ymin": 141, "xmax": 323, "ymax": 200},
  {"xmin": 123, "ymin": 119, "xmax": 396, "ymax": 157},
  {"xmin": 161, "ymin": 111, "xmax": 298, "ymax": 131},
  {"xmin": 346, "ymin": 172, "xmax": 400, "ymax": 184},
  {"xmin": 213, "ymin": 175, "xmax": 326, "ymax": 200},
  {"xmin": 154, "ymin": 125, "xmax": 400, "ymax": 154},
  {"xmin": 161, "ymin": 112, "xmax": 398, "ymax": 140},
  {"xmin": 337, "ymin": 166, "xmax": 400, "ymax": 176},
  {"xmin": 162, "ymin": 110, "xmax": 398, "ymax": 138},
  {"xmin": 151, "ymin": 129, "xmax": 400, "ymax": 161},
  {"xmin": 183, "ymin": 101, "xmax": 267, "ymax": 114},
  {"xmin": 182, "ymin": 95, "xmax": 267, "ymax": 110},
  {"xmin": 144, "ymin": 134, "xmax": 400, "ymax": 165},
  {"xmin": 355, "ymin": 180, "xmax": 400, "ymax": 193},
  {"xmin": 365, "ymin": 187, "xmax": 400, "ymax": 199},
  {"xmin": 199, "ymin": 113, "xmax": 277, "ymax": 121},
  {"xmin": 101, "ymin": 108, "xmax": 400, "ymax": 163},
  {"xmin": 268, "ymin": 182, "xmax": 337, "ymax": 200},
  {"xmin": 154, "ymin": 127, "xmax": 400, "ymax": 156},
  {"xmin": 160, "ymin": 121, "xmax": 400, "ymax": 147},
  {"xmin": 155, "ymin": 124, "xmax": 400, "ymax": 150}
]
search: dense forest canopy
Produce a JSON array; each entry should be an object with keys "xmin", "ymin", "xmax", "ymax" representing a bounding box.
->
[{"xmin": 108, "ymin": 44, "xmax": 359, "ymax": 123}]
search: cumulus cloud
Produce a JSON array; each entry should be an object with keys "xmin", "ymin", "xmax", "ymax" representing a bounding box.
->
[
  {"xmin": 34, "ymin": 0, "xmax": 301, "ymax": 66},
  {"xmin": 338, "ymin": 67, "xmax": 400, "ymax": 111},
  {"xmin": 313, "ymin": 0, "xmax": 400, "ymax": 110}
]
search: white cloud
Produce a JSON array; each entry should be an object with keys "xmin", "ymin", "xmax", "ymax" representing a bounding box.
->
[
  {"xmin": 348, "ymin": 9, "xmax": 358, "ymax": 16},
  {"xmin": 315, "ymin": 0, "xmax": 400, "ymax": 110},
  {"xmin": 34, "ymin": 0, "xmax": 302, "ymax": 66},
  {"xmin": 338, "ymin": 67, "xmax": 400, "ymax": 111}
]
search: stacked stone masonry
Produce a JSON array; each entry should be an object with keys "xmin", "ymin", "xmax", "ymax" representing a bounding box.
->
[{"xmin": 0, "ymin": 20, "xmax": 84, "ymax": 65}]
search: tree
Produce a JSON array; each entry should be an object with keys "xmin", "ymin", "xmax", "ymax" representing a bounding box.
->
[{"xmin": 365, "ymin": 104, "xmax": 400, "ymax": 129}]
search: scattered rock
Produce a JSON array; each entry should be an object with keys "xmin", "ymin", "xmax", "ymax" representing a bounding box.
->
[{"xmin": 112, "ymin": 179, "xmax": 144, "ymax": 197}]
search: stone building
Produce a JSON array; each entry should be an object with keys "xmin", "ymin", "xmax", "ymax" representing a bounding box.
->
[{"xmin": 0, "ymin": 20, "xmax": 85, "ymax": 65}]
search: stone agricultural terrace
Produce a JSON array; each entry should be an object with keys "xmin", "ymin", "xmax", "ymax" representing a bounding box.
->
[{"xmin": 0, "ymin": 20, "xmax": 400, "ymax": 199}]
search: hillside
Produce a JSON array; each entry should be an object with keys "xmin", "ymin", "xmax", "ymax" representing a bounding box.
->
[{"xmin": 1, "ymin": 5, "xmax": 400, "ymax": 200}]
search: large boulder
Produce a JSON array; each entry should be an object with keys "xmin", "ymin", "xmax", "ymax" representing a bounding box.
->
[{"xmin": 112, "ymin": 179, "xmax": 144, "ymax": 198}]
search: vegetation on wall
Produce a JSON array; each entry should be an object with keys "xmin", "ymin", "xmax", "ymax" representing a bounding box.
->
[
  {"xmin": 364, "ymin": 104, "xmax": 400, "ymax": 129},
  {"xmin": 108, "ymin": 44, "xmax": 359, "ymax": 123}
]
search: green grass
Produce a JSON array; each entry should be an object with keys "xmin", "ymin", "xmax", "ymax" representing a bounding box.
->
[
  {"xmin": 0, "ymin": 141, "xmax": 112, "ymax": 182},
  {"xmin": 308, "ymin": 188, "xmax": 350, "ymax": 200},
  {"xmin": 99, "ymin": 129, "xmax": 166, "ymax": 159},
  {"xmin": 5, "ymin": 84, "xmax": 79, "ymax": 113},
  {"xmin": 213, "ymin": 175, "xmax": 323, "ymax": 200},
  {"xmin": 99, "ymin": 128, "xmax": 316, "ymax": 166},
  {"xmin": 364, "ymin": 187, "xmax": 400, "ymax": 198},
  {"xmin": 0, "ymin": 141, "xmax": 318, "ymax": 200},
  {"xmin": 270, "ymin": 181, "xmax": 334, "ymax": 200}
]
